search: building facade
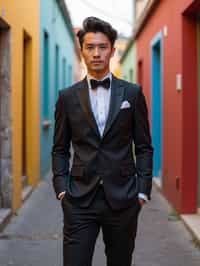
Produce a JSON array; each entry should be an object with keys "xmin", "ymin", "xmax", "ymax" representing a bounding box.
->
[
  {"xmin": 0, "ymin": 0, "xmax": 40, "ymax": 215},
  {"xmin": 73, "ymin": 27, "xmax": 87, "ymax": 82},
  {"xmin": 40, "ymin": 0, "xmax": 74, "ymax": 178},
  {"xmin": 120, "ymin": 40, "xmax": 136, "ymax": 83},
  {"xmin": 134, "ymin": 0, "xmax": 200, "ymax": 214},
  {"xmin": 134, "ymin": 0, "xmax": 149, "ymax": 21},
  {"xmin": 110, "ymin": 35, "xmax": 129, "ymax": 77}
]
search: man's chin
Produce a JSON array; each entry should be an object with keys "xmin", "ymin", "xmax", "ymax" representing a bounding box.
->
[{"xmin": 90, "ymin": 66, "xmax": 104, "ymax": 72}]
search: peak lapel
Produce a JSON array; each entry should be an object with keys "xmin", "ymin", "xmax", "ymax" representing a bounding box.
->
[
  {"xmin": 76, "ymin": 77, "xmax": 101, "ymax": 139},
  {"xmin": 103, "ymin": 75, "xmax": 125, "ymax": 138}
]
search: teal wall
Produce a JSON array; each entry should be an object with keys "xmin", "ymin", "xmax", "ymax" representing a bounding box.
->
[
  {"xmin": 40, "ymin": 0, "xmax": 74, "ymax": 177},
  {"xmin": 121, "ymin": 43, "xmax": 136, "ymax": 83}
]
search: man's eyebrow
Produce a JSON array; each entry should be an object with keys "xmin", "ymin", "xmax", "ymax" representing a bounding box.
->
[{"xmin": 85, "ymin": 43, "xmax": 109, "ymax": 46}]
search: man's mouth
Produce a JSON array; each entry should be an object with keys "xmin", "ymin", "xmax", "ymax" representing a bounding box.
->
[{"xmin": 91, "ymin": 61, "xmax": 103, "ymax": 64}]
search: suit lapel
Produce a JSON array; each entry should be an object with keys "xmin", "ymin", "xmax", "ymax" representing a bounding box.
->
[
  {"xmin": 103, "ymin": 75, "xmax": 125, "ymax": 138},
  {"xmin": 76, "ymin": 77, "xmax": 101, "ymax": 138}
]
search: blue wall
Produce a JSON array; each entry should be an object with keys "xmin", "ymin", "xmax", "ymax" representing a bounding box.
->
[{"xmin": 40, "ymin": 0, "xmax": 74, "ymax": 177}]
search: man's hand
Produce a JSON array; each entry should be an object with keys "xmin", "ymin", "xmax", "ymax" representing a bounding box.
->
[
  {"xmin": 138, "ymin": 198, "xmax": 146, "ymax": 206},
  {"xmin": 138, "ymin": 193, "xmax": 148, "ymax": 206},
  {"xmin": 58, "ymin": 191, "xmax": 66, "ymax": 201}
]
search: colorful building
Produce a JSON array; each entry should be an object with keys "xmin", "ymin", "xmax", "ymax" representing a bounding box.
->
[
  {"xmin": 134, "ymin": 0, "xmax": 200, "ymax": 215},
  {"xmin": 120, "ymin": 39, "xmax": 136, "ymax": 83},
  {"xmin": 0, "ymin": 0, "xmax": 40, "ymax": 217},
  {"xmin": 73, "ymin": 36, "xmax": 83, "ymax": 82},
  {"xmin": 40, "ymin": 0, "xmax": 74, "ymax": 178},
  {"xmin": 73, "ymin": 27, "xmax": 87, "ymax": 81},
  {"xmin": 110, "ymin": 35, "xmax": 129, "ymax": 77}
]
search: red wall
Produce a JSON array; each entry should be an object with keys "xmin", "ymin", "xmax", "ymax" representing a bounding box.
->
[{"xmin": 136, "ymin": 0, "xmax": 198, "ymax": 213}]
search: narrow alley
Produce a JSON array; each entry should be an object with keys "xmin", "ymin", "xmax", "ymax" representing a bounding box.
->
[
  {"xmin": 0, "ymin": 175, "xmax": 199, "ymax": 266},
  {"xmin": 1, "ymin": 0, "xmax": 200, "ymax": 265}
]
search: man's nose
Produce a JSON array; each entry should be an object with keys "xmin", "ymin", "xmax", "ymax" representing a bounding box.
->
[{"xmin": 93, "ymin": 47, "xmax": 100, "ymax": 57}]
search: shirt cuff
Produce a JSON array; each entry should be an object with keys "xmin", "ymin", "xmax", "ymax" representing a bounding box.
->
[
  {"xmin": 138, "ymin": 193, "xmax": 148, "ymax": 202},
  {"xmin": 58, "ymin": 191, "xmax": 66, "ymax": 200}
]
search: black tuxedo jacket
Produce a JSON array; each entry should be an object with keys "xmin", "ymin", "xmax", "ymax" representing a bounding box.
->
[{"xmin": 52, "ymin": 75, "xmax": 153, "ymax": 210}]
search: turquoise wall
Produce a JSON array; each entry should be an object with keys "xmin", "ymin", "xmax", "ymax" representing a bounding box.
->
[{"xmin": 40, "ymin": 0, "xmax": 74, "ymax": 177}]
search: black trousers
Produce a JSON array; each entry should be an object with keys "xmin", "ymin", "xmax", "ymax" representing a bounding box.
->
[{"xmin": 61, "ymin": 185, "xmax": 141, "ymax": 266}]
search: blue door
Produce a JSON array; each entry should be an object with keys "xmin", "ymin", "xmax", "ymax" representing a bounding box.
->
[{"xmin": 151, "ymin": 33, "xmax": 162, "ymax": 178}]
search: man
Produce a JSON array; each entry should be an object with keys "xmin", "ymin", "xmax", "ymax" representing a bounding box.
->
[{"xmin": 52, "ymin": 17, "xmax": 153, "ymax": 266}]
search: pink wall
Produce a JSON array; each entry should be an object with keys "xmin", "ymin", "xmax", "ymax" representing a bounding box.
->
[{"xmin": 136, "ymin": 0, "xmax": 198, "ymax": 213}]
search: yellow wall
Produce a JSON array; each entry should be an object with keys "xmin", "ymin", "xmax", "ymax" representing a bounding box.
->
[{"xmin": 0, "ymin": 1, "xmax": 40, "ymax": 211}]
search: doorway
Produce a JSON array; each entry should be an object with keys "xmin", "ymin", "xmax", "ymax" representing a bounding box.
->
[
  {"xmin": 137, "ymin": 59, "xmax": 143, "ymax": 87},
  {"xmin": 197, "ymin": 19, "xmax": 200, "ymax": 209},
  {"xmin": 55, "ymin": 44, "xmax": 59, "ymax": 100},
  {"xmin": 0, "ymin": 18, "xmax": 11, "ymax": 207},
  {"xmin": 151, "ymin": 32, "xmax": 162, "ymax": 179},
  {"xmin": 22, "ymin": 31, "xmax": 32, "ymax": 188}
]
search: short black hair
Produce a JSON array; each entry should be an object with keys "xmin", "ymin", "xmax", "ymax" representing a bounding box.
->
[{"xmin": 77, "ymin": 17, "xmax": 118, "ymax": 48}]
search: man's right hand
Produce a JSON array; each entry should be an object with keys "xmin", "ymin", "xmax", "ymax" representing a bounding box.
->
[{"xmin": 58, "ymin": 191, "xmax": 66, "ymax": 201}]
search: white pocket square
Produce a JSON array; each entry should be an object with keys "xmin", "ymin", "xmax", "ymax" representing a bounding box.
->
[{"xmin": 120, "ymin": 100, "xmax": 131, "ymax": 109}]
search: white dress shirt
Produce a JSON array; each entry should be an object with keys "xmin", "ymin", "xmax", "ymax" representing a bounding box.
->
[{"xmin": 87, "ymin": 72, "xmax": 111, "ymax": 137}]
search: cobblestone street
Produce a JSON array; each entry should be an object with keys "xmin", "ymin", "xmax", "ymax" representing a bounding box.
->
[{"xmin": 0, "ymin": 176, "xmax": 200, "ymax": 266}]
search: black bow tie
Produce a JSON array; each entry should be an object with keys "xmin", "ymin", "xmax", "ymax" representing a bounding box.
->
[{"xmin": 90, "ymin": 78, "xmax": 110, "ymax": 90}]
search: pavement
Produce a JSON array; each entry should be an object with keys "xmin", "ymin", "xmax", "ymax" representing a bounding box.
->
[{"xmin": 0, "ymin": 175, "xmax": 200, "ymax": 266}]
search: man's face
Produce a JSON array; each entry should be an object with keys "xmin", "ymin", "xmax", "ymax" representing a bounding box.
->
[{"xmin": 81, "ymin": 32, "xmax": 115, "ymax": 78}]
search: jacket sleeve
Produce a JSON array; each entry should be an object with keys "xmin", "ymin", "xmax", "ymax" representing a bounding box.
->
[
  {"xmin": 51, "ymin": 91, "xmax": 71, "ymax": 199},
  {"xmin": 132, "ymin": 86, "xmax": 153, "ymax": 200}
]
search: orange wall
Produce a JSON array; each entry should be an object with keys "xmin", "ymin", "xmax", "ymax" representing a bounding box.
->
[{"xmin": 0, "ymin": 0, "xmax": 40, "ymax": 211}]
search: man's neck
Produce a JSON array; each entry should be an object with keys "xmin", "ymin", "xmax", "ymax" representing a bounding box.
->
[{"xmin": 87, "ymin": 70, "xmax": 110, "ymax": 80}]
